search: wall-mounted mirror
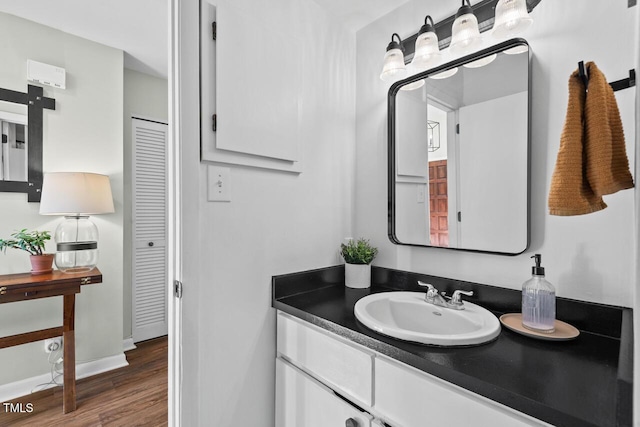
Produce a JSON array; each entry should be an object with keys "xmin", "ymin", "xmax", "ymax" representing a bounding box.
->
[
  {"xmin": 0, "ymin": 85, "xmax": 55, "ymax": 202},
  {"xmin": 388, "ymin": 38, "xmax": 529, "ymax": 255},
  {"xmin": 0, "ymin": 108, "xmax": 27, "ymax": 182}
]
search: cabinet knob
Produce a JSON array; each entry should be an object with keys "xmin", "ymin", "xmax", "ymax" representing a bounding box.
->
[
  {"xmin": 0, "ymin": 286, "xmax": 6, "ymax": 295},
  {"xmin": 148, "ymin": 241, "xmax": 154, "ymax": 247},
  {"xmin": 345, "ymin": 418, "xmax": 359, "ymax": 427}
]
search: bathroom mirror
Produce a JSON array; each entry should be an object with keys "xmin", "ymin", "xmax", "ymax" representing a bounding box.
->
[
  {"xmin": 388, "ymin": 38, "xmax": 530, "ymax": 255},
  {"xmin": 0, "ymin": 85, "xmax": 55, "ymax": 202}
]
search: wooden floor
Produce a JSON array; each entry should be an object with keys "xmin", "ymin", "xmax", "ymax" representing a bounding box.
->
[{"xmin": 1, "ymin": 336, "xmax": 167, "ymax": 427}]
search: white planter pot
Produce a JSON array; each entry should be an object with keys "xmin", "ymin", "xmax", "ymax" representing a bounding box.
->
[{"xmin": 344, "ymin": 263, "xmax": 371, "ymax": 289}]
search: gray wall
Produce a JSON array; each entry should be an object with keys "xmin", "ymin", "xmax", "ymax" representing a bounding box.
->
[{"xmin": 0, "ymin": 12, "xmax": 124, "ymax": 385}]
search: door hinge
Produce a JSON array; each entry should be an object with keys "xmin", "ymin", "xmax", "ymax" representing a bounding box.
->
[
  {"xmin": 457, "ymin": 211, "xmax": 462, "ymax": 222},
  {"xmin": 212, "ymin": 21, "xmax": 217, "ymax": 40},
  {"xmin": 456, "ymin": 123, "xmax": 460, "ymax": 134},
  {"xmin": 212, "ymin": 114, "xmax": 217, "ymax": 132},
  {"xmin": 174, "ymin": 280, "xmax": 183, "ymax": 298}
]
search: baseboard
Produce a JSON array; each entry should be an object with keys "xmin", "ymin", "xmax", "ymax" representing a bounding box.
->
[
  {"xmin": 123, "ymin": 338, "xmax": 137, "ymax": 352},
  {"xmin": 0, "ymin": 352, "xmax": 129, "ymax": 402}
]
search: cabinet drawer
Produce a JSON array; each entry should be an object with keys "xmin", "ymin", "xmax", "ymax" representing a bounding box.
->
[
  {"xmin": 276, "ymin": 358, "xmax": 372, "ymax": 427},
  {"xmin": 277, "ymin": 312, "xmax": 374, "ymax": 407},
  {"xmin": 375, "ymin": 356, "xmax": 550, "ymax": 427}
]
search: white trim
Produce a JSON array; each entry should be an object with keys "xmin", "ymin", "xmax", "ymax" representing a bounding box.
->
[
  {"xmin": 0, "ymin": 110, "xmax": 27, "ymax": 125},
  {"xmin": 123, "ymin": 338, "xmax": 137, "ymax": 352},
  {"xmin": 0, "ymin": 353, "xmax": 128, "ymax": 402},
  {"xmin": 168, "ymin": 0, "xmax": 182, "ymax": 425}
]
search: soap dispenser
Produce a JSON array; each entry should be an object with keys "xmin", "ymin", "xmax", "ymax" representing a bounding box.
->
[{"xmin": 522, "ymin": 254, "xmax": 556, "ymax": 333}]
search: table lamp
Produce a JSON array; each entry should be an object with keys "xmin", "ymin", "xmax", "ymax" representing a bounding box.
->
[{"xmin": 39, "ymin": 172, "xmax": 114, "ymax": 273}]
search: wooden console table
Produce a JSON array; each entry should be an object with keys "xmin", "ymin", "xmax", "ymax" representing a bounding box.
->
[{"xmin": 0, "ymin": 268, "xmax": 102, "ymax": 413}]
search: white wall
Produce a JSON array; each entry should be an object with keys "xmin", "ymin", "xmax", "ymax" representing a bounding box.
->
[
  {"xmin": 178, "ymin": 0, "xmax": 356, "ymax": 425},
  {"xmin": 122, "ymin": 68, "xmax": 168, "ymax": 341},
  {"xmin": 0, "ymin": 12, "xmax": 124, "ymax": 384},
  {"xmin": 356, "ymin": 0, "xmax": 637, "ymax": 307}
]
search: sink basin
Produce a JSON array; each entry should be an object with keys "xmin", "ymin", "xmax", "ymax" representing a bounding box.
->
[{"xmin": 354, "ymin": 291, "xmax": 501, "ymax": 346}]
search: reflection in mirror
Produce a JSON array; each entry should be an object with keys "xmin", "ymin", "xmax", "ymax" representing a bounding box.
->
[
  {"xmin": 0, "ymin": 109, "xmax": 28, "ymax": 182},
  {"xmin": 389, "ymin": 39, "xmax": 529, "ymax": 254}
]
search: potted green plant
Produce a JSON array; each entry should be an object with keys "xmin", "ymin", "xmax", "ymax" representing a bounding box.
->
[
  {"xmin": 0, "ymin": 229, "xmax": 53, "ymax": 275},
  {"xmin": 340, "ymin": 238, "xmax": 378, "ymax": 288}
]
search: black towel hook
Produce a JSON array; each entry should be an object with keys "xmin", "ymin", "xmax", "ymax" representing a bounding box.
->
[{"xmin": 578, "ymin": 61, "xmax": 636, "ymax": 92}]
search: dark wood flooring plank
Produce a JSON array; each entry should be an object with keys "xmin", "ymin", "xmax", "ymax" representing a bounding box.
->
[{"xmin": 1, "ymin": 336, "xmax": 167, "ymax": 427}]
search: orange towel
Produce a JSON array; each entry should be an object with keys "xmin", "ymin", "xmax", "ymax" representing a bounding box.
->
[
  {"xmin": 584, "ymin": 63, "xmax": 634, "ymax": 196},
  {"xmin": 549, "ymin": 62, "xmax": 634, "ymax": 216}
]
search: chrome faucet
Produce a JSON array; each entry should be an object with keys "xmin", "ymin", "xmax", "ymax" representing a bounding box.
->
[{"xmin": 417, "ymin": 281, "xmax": 474, "ymax": 310}]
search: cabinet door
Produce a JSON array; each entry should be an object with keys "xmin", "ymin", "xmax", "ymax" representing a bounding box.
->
[
  {"xmin": 277, "ymin": 312, "xmax": 374, "ymax": 406},
  {"xmin": 276, "ymin": 358, "xmax": 371, "ymax": 427},
  {"xmin": 375, "ymin": 356, "xmax": 550, "ymax": 427}
]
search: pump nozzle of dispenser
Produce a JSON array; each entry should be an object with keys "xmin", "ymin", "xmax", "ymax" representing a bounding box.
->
[{"xmin": 531, "ymin": 254, "xmax": 545, "ymax": 276}]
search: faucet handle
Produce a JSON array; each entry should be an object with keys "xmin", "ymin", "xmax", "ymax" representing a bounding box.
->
[
  {"xmin": 450, "ymin": 289, "xmax": 474, "ymax": 305},
  {"xmin": 417, "ymin": 281, "xmax": 437, "ymax": 294}
]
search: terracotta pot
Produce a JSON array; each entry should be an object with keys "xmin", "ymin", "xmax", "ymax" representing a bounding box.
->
[
  {"xmin": 30, "ymin": 254, "xmax": 55, "ymax": 275},
  {"xmin": 344, "ymin": 263, "xmax": 371, "ymax": 289}
]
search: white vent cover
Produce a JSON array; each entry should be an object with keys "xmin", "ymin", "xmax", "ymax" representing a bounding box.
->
[{"xmin": 27, "ymin": 60, "xmax": 66, "ymax": 89}]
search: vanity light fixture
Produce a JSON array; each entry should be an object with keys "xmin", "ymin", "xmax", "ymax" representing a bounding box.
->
[
  {"xmin": 381, "ymin": 0, "xmax": 540, "ymax": 78},
  {"xmin": 449, "ymin": 0, "xmax": 482, "ymax": 56},
  {"xmin": 491, "ymin": 0, "xmax": 533, "ymax": 39},
  {"xmin": 410, "ymin": 16, "xmax": 441, "ymax": 72},
  {"xmin": 380, "ymin": 33, "xmax": 407, "ymax": 82},
  {"xmin": 463, "ymin": 53, "xmax": 497, "ymax": 68},
  {"xmin": 430, "ymin": 67, "xmax": 459, "ymax": 80},
  {"xmin": 399, "ymin": 73, "xmax": 425, "ymax": 91}
]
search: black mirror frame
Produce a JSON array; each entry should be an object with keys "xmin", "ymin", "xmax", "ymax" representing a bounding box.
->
[
  {"xmin": 0, "ymin": 84, "xmax": 55, "ymax": 202},
  {"xmin": 387, "ymin": 38, "xmax": 531, "ymax": 256}
]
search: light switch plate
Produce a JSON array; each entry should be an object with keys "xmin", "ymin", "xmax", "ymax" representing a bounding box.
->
[{"xmin": 208, "ymin": 165, "xmax": 231, "ymax": 202}]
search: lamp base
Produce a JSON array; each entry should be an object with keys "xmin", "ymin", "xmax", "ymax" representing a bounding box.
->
[{"xmin": 54, "ymin": 216, "xmax": 99, "ymax": 273}]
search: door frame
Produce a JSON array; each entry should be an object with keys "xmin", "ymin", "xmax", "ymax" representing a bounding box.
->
[{"xmin": 168, "ymin": 0, "xmax": 182, "ymax": 424}]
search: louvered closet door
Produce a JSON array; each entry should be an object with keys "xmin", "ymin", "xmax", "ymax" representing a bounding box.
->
[{"xmin": 133, "ymin": 118, "xmax": 168, "ymax": 342}]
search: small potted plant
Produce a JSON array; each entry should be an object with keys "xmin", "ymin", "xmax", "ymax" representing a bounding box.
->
[
  {"xmin": 340, "ymin": 238, "xmax": 378, "ymax": 289},
  {"xmin": 0, "ymin": 229, "xmax": 53, "ymax": 275}
]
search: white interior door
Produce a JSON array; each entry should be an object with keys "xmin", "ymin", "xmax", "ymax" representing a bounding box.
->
[{"xmin": 132, "ymin": 117, "xmax": 168, "ymax": 342}]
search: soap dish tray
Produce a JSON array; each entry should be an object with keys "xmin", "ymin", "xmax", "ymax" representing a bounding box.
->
[{"xmin": 499, "ymin": 313, "xmax": 580, "ymax": 341}]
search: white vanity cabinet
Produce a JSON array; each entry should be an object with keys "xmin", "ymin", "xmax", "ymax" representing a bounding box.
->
[
  {"xmin": 276, "ymin": 359, "xmax": 373, "ymax": 427},
  {"xmin": 276, "ymin": 311, "xmax": 550, "ymax": 427}
]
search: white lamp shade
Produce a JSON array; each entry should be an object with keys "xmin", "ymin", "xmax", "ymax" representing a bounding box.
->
[
  {"xmin": 39, "ymin": 172, "xmax": 115, "ymax": 215},
  {"xmin": 411, "ymin": 31, "xmax": 441, "ymax": 71},
  {"xmin": 450, "ymin": 12, "xmax": 482, "ymax": 55},
  {"xmin": 380, "ymin": 47, "xmax": 407, "ymax": 82},
  {"xmin": 492, "ymin": 0, "xmax": 533, "ymax": 38}
]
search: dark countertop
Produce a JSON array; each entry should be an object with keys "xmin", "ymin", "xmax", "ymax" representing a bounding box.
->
[{"xmin": 272, "ymin": 265, "xmax": 633, "ymax": 427}]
